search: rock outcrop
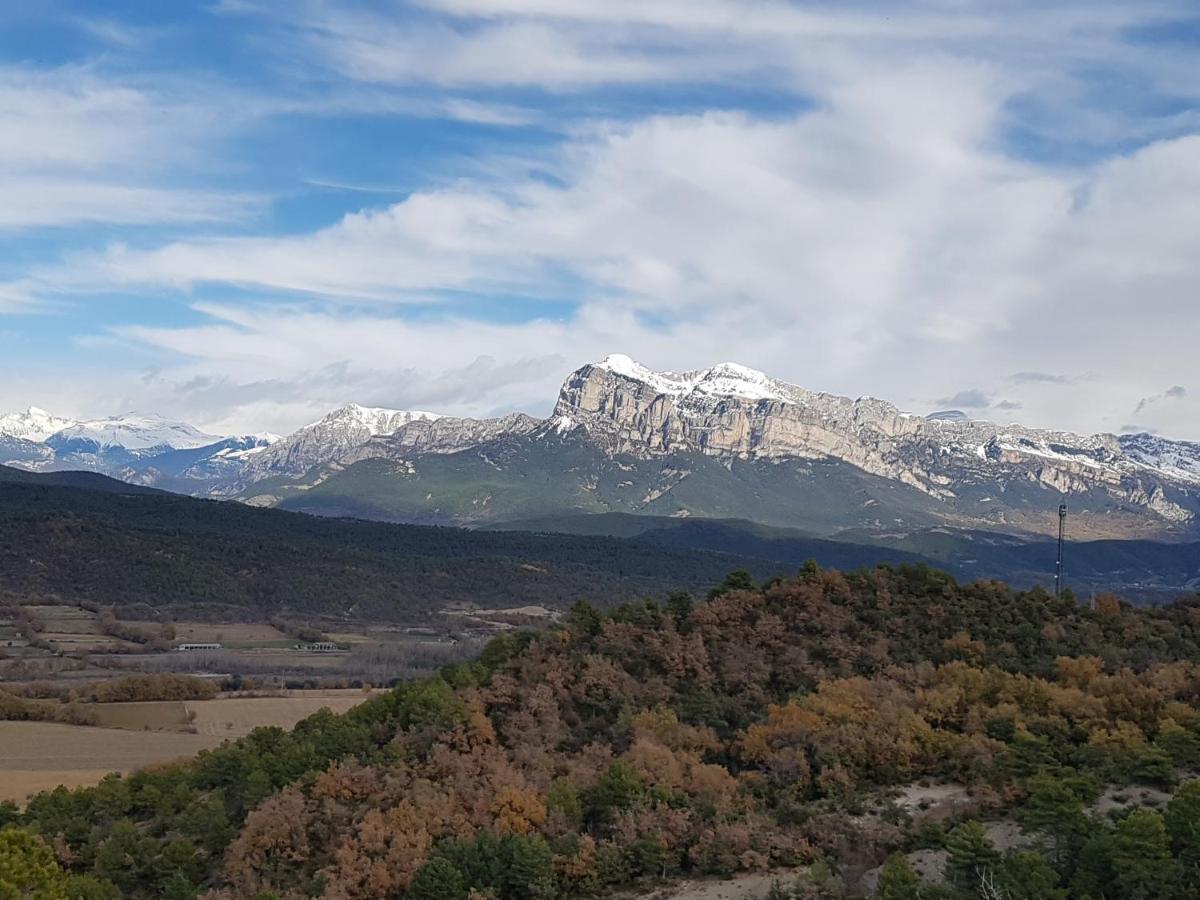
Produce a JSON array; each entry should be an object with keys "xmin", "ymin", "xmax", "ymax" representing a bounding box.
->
[{"xmin": 554, "ymin": 355, "xmax": 1199, "ymax": 524}]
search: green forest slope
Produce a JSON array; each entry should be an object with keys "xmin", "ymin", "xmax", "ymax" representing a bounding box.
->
[{"xmin": 0, "ymin": 465, "xmax": 932, "ymax": 619}]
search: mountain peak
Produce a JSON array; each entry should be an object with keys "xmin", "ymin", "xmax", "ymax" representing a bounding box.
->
[
  {"xmin": 305, "ymin": 404, "xmax": 442, "ymax": 435},
  {"xmin": 49, "ymin": 414, "xmax": 223, "ymax": 450},
  {"xmin": 592, "ymin": 354, "xmax": 793, "ymax": 402},
  {"xmin": 0, "ymin": 407, "xmax": 79, "ymax": 443}
]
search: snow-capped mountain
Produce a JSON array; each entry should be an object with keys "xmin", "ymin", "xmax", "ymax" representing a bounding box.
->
[
  {"xmin": 549, "ymin": 355, "xmax": 1200, "ymax": 530},
  {"xmin": 0, "ymin": 407, "xmax": 79, "ymax": 443},
  {"xmin": 236, "ymin": 355, "xmax": 1200, "ymax": 539},
  {"xmin": 5, "ymin": 357, "xmax": 1200, "ymax": 541},
  {"xmin": 1118, "ymin": 432, "xmax": 1200, "ymax": 486},
  {"xmin": 47, "ymin": 413, "xmax": 222, "ymax": 452},
  {"xmin": 0, "ymin": 407, "xmax": 276, "ymax": 493},
  {"xmin": 237, "ymin": 404, "xmax": 441, "ymax": 483}
]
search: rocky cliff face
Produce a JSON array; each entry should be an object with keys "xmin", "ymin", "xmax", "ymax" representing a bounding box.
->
[
  {"xmin": 239, "ymin": 404, "xmax": 441, "ymax": 482},
  {"xmin": 554, "ymin": 355, "xmax": 1200, "ymax": 528},
  {"xmin": 341, "ymin": 413, "xmax": 543, "ymax": 464}
]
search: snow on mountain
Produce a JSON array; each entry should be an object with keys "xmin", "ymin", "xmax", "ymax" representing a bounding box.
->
[
  {"xmin": 47, "ymin": 414, "xmax": 223, "ymax": 451},
  {"xmin": 561, "ymin": 355, "xmax": 1200, "ymax": 526},
  {"xmin": 5, "ymin": 357, "xmax": 1200, "ymax": 538},
  {"xmin": 207, "ymin": 433, "xmax": 282, "ymax": 463},
  {"xmin": 595, "ymin": 354, "xmax": 795, "ymax": 403},
  {"xmin": 0, "ymin": 407, "xmax": 79, "ymax": 442},
  {"xmin": 300, "ymin": 404, "xmax": 441, "ymax": 437},
  {"xmin": 1120, "ymin": 432, "xmax": 1200, "ymax": 486},
  {"xmin": 239, "ymin": 404, "xmax": 443, "ymax": 480}
]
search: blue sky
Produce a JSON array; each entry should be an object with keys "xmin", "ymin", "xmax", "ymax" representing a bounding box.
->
[{"xmin": 1, "ymin": 0, "xmax": 1199, "ymax": 438}]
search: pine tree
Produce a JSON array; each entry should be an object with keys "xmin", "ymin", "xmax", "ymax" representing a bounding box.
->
[
  {"xmin": 1111, "ymin": 808, "xmax": 1176, "ymax": 900},
  {"xmin": 944, "ymin": 820, "xmax": 998, "ymax": 891},
  {"xmin": 995, "ymin": 850, "xmax": 1066, "ymax": 900},
  {"xmin": 876, "ymin": 853, "xmax": 922, "ymax": 900},
  {"xmin": 1166, "ymin": 780, "xmax": 1200, "ymax": 873},
  {"xmin": 409, "ymin": 857, "xmax": 468, "ymax": 900},
  {"xmin": 1018, "ymin": 773, "xmax": 1088, "ymax": 866},
  {"xmin": 0, "ymin": 830, "xmax": 69, "ymax": 900}
]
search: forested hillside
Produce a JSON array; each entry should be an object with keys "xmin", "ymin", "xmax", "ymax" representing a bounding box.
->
[
  {"xmin": 6, "ymin": 564, "xmax": 1200, "ymax": 897},
  {"xmin": 0, "ymin": 466, "xmax": 805, "ymax": 618}
]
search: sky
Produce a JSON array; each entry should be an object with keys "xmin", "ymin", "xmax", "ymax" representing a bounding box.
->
[{"xmin": 1, "ymin": 1, "xmax": 1199, "ymax": 440}]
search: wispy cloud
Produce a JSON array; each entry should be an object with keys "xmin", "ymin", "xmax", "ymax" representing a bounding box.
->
[
  {"xmin": 1008, "ymin": 371, "xmax": 1072, "ymax": 385},
  {"xmin": 939, "ymin": 389, "xmax": 992, "ymax": 410},
  {"xmin": 0, "ymin": 66, "xmax": 259, "ymax": 230},
  {"xmin": 1134, "ymin": 385, "xmax": 1188, "ymax": 414}
]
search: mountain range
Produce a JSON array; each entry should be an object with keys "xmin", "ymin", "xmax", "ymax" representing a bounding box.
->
[{"xmin": 5, "ymin": 355, "xmax": 1200, "ymax": 554}]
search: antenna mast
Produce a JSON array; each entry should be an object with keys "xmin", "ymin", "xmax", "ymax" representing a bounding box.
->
[{"xmin": 1055, "ymin": 502, "xmax": 1067, "ymax": 600}]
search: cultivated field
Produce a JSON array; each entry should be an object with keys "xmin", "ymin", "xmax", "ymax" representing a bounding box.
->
[
  {"xmin": 0, "ymin": 689, "xmax": 378, "ymax": 805},
  {"xmin": 0, "ymin": 721, "xmax": 221, "ymax": 806},
  {"xmin": 1, "ymin": 598, "xmax": 483, "ymax": 688},
  {"xmin": 185, "ymin": 690, "xmax": 375, "ymax": 737},
  {"xmin": 88, "ymin": 688, "xmax": 378, "ymax": 737}
]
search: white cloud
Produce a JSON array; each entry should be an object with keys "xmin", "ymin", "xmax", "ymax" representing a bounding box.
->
[
  {"xmin": 7, "ymin": 74, "xmax": 1197, "ymax": 437},
  {"xmin": 2, "ymin": 1, "xmax": 1199, "ymax": 441},
  {"xmin": 0, "ymin": 66, "xmax": 257, "ymax": 230}
]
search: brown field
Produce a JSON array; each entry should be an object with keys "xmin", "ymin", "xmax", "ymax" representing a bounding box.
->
[
  {"xmin": 171, "ymin": 621, "xmax": 290, "ymax": 643},
  {"xmin": 0, "ymin": 690, "xmax": 377, "ymax": 804},
  {"xmin": 0, "ymin": 721, "xmax": 222, "ymax": 805},
  {"xmin": 40, "ymin": 633, "xmax": 140, "ymax": 652},
  {"xmin": 91, "ymin": 701, "xmax": 191, "ymax": 730},
  {"xmin": 88, "ymin": 689, "xmax": 376, "ymax": 738},
  {"xmin": 185, "ymin": 690, "xmax": 376, "ymax": 737}
]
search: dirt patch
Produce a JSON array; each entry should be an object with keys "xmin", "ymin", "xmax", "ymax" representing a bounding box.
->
[
  {"xmin": 630, "ymin": 869, "xmax": 799, "ymax": 900},
  {"xmin": 893, "ymin": 783, "xmax": 977, "ymax": 821},
  {"xmin": 1095, "ymin": 784, "xmax": 1174, "ymax": 815}
]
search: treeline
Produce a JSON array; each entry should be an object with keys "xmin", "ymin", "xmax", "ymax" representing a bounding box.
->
[
  {"xmin": 4, "ymin": 564, "xmax": 1200, "ymax": 897},
  {"xmin": 95, "ymin": 610, "xmax": 175, "ymax": 650},
  {"xmin": 1, "ymin": 675, "xmax": 218, "ymax": 718}
]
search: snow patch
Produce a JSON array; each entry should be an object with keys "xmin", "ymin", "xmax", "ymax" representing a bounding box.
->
[
  {"xmin": 49, "ymin": 414, "xmax": 223, "ymax": 450},
  {"xmin": 301, "ymin": 403, "xmax": 441, "ymax": 436},
  {"xmin": 0, "ymin": 407, "xmax": 79, "ymax": 443},
  {"xmin": 595, "ymin": 355, "xmax": 794, "ymax": 403}
]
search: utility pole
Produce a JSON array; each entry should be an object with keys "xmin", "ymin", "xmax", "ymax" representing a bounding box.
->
[{"xmin": 1055, "ymin": 502, "xmax": 1067, "ymax": 600}]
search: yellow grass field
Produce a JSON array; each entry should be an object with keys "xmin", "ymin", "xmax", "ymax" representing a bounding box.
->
[
  {"xmin": 88, "ymin": 688, "xmax": 375, "ymax": 737},
  {"xmin": 0, "ymin": 721, "xmax": 221, "ymax": 805},
  {"xmin": 184, "ymin": 690, "xmax": 375, "ymax": 737},
  {"xmin": 0, "ymin": 690, "xmax": 376, "ymax": 804}
]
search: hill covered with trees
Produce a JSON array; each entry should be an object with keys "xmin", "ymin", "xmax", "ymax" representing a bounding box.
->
[
  {"xmin": 5, "ymin": 564, "xmax": 1200, "ymax": 897},
  {"xmin": 1, "ymin": 465, "xmax": 908, "ymax": 619}
]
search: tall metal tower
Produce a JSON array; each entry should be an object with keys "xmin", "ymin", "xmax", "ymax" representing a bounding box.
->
[{"xmin": 1055, "ymin": 502, "xmax": 1067, "ymax": 600}]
